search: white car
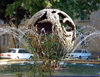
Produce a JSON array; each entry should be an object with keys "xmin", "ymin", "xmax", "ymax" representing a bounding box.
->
[
  {"xmin": 66, "ymin": 49, "xmax": 91, "ymax": 59},
  {"xmin": 0, "ymin": 48, "xmax": 34, "ymax": 59}
]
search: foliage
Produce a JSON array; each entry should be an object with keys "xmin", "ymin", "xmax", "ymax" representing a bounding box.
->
[
  {"xmin": 5, "ymin": 0, "xmax": 60, "ymax": 16},
  {"xmin": 0, "ymin": 0, "xmax": 60, "ymax": 24},
  {"xmin": 23, "ymin": 32, "xmax": 65, "ymax": 76},
  {"xmin": 24, "ymin": 33, "xmax": 64, "ymax": 60},
  {"xmin": 0, "ymin": 0, "xmax": 100, "ymax": 24},
  {"xmin": 53, "ymin": 0, "xmax": 100, "ymax": 20},
  {"xmin": 76, "ymin": 25, "xmax": 82, "ymax": 35},
  {"xmin": 0, "ymin": 0, "xmax": 16, "ymax": 21}
]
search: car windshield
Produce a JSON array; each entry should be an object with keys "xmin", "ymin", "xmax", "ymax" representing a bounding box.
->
[
  {"xmin": 74, "ymin": 50, "xmax": 82, "ymax": 53},
  {"xmin": 19, "ymin": 50, "xmax": 29, "ymax": 53},
  {"xmin": 7, "ymin": 49, "xmax": 16, "ymax": 53}
]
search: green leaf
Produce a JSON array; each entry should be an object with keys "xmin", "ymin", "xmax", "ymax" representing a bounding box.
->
[{"xmin": 44, "ymin": 0, "xmax": 52, "ymax": 7}]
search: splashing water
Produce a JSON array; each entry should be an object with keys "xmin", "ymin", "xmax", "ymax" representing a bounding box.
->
[
  {"xmin": 0, "ymin": 26, "xmax": 38, "ymax": 51},
  {"xmin": 0, "ymin": 25, "xmax": 100, "ymax": 59},
  {"xmin": 67, "ymin": 29, "xmax": 100, "ymax": 60}
]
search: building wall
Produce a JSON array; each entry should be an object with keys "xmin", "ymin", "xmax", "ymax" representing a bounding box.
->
[
  {"xmin": 0, "ymin": 24, "xmax": 25, "ymax": 53},
  {"xmin": 0, "ymin": 34, "xmax": 9, "ymax": 52}
]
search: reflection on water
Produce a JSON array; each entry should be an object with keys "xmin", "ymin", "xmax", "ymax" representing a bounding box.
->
[
  {"xmin": 83, "ymin": 63, "xmax": 94, "ymax": 66},
  {"xmin": 55, "ymin": 63, "xmax": 100, "ymax": 75},
  {"xmin": 0, "ymin": 63, "xmax": 100, "ymax": 75},
  {"xmin": 70, "ymin": 63, "xmax": 77, "ymax": 65}
]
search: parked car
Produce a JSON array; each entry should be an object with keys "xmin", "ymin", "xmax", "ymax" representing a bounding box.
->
[
  {"xmin": 0, "ymin": 48, "xmax": 34, "ymax": 59},
  {"xmin": 66, "ymin": 49, "xmax": 91, "ymax": 59}
]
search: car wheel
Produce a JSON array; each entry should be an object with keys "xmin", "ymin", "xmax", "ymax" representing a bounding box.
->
[
  {"xmin": 79, "ymin": 56, "xmax": 82, "ymax": 59},
  {"xmin": 87, "ymin": 56, "xmax": 90, "ymax": 60}
]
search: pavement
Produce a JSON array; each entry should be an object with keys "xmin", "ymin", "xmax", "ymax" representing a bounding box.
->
[
  {"xmin": 0, "ymin": 75, "xmax": 100, "ymax": 77},
  {"xmin": 48, "ymin": 75, "xmax": 100, "ymax": 77},
  {"xmin": 0, "ymin": 74, "xmax": 16, "ymax": 77},
  {"xmin": 1, "ymin": 59, "xmax": 100, "ymax": 65}
]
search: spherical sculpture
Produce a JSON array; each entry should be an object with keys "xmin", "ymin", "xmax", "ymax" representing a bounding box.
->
[{"xmin": 27, "ymin": 9, "xmax": 76, "ymax": 52}]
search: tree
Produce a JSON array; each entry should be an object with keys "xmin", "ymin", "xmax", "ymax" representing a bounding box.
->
[
  {"xmin": 52, "ymin": 0, "xmax": 100, "ymax": 20},
  {"xmin": 0, "ymin": 0, "xmax": 99, "ymax": 24},
  {"xmin": 0, "ymin": 0, "xmax": 30, "ymax": 47},
  {"xmin": 0, "ymin": 0, "xmax": 30, "ymax": 26}
]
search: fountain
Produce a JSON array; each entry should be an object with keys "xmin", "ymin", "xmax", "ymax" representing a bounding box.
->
[
  {"xmin": 66, "ymin": 25, "xmax": 100, "ymax": 60},
  {"xmin": 1, "ymin": 9, "xmax": 100, "ymax": 76},
  {"xmin": 0, "ymin": 9, "xmax": 77, "ymax": 76}
]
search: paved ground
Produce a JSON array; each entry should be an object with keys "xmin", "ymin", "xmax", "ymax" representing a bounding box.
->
[
  {"xmin": 0, "ymin": 74, "xmax": 16, "ymax": 77},
  {"xmin": 0, "ymin": 75, "xmax": 100, "ymax": 77},
  {"xmin": 49, "ymin": 75, "xmax": 100, "ymax": 77},
  {"xmin": 1, "ymin": 59, "xmax": 100, "ymax": 65}
]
